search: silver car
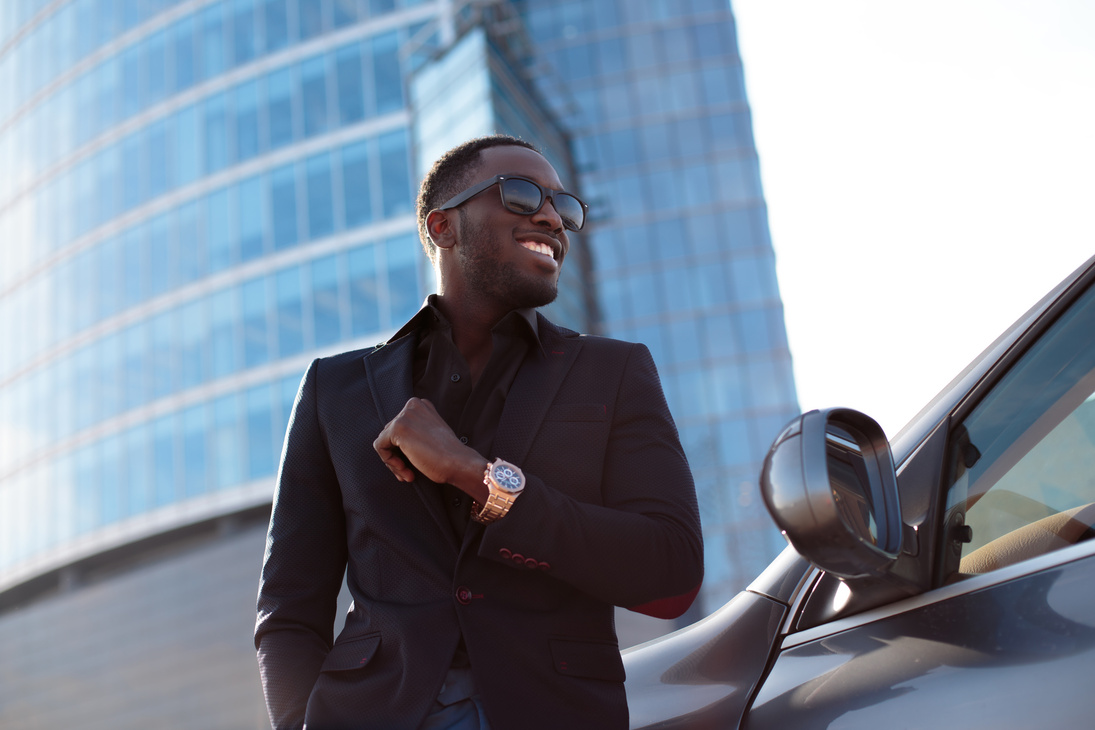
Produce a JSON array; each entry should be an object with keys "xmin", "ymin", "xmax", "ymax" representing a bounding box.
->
[{"xmin": 625, "ymin": 254, "xmax": 1095, "ymax": 728}]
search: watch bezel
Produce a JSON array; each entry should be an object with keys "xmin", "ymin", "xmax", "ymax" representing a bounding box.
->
[
  {"xmin": 490, "ymin": 461, "xmax": 525, "ymax": 493},
  {"xmin": 471, "ymin": 459, "xmax": 525, "ymax": 524}
]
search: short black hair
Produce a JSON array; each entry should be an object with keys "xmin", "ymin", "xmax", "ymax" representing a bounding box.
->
[{"xmin": 415, "ymin": 134, "xmax": 541, "ymax": 262}]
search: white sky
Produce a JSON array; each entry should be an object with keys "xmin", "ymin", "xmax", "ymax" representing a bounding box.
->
[{"xmin": 732, "ymin": 0, "xmax": 1095, "ymax": 438}]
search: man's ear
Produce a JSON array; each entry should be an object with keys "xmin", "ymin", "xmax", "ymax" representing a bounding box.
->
[{"xmin": 426, "ymin": 209, "xmax": 457, "ymax": 251}]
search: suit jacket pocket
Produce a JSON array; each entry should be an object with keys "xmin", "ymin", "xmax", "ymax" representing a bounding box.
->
[
  {"xmin": 526, "ymin": 403, "xmax": 610, "ymax": 505},
  {"xmin": 320, "ymin": 633, "xmax": 381, "ymax": 672},
  {"xmin": 544, "ymin": 403, "xmax": 607, "ymax": 423},
  {"xmin": 550, "ymin": 638, "xmax": 625, "ymax": 682}
]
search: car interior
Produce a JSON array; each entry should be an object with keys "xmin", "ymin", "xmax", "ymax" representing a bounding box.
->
[{"xmin": 948, "ymin": 282, "xmax": 1095, "ymax": 579}]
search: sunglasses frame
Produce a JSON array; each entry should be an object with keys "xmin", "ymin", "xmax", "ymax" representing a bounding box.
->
[{"xmin": 437, "ymin": 174, "xmax": 589, "ymax": 231}]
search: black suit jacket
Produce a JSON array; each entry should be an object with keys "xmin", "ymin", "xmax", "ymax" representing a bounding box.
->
[{"xmin": 255, "ymin": 314, "xmax": 703, "ymax": 730}]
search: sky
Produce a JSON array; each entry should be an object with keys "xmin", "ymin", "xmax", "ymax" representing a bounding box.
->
[{"xmin": 731, "ymin": 0, "xmax": 1095, "ymax": 438}]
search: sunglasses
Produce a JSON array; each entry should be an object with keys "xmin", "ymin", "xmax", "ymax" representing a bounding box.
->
[{"xmin": 438, "ymin": 175, "xmax": 588, "ymax": 232}]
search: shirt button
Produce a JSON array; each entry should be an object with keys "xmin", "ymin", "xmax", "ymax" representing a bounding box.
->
[
  {"xmin": 450, "ymin": 373, "xmax": 461, "ymax": 382},
  {"xmin": 459, "ymin": 436, "xmax": 468, "ymax": 444}
]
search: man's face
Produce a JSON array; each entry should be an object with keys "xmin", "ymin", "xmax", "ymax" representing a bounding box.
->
[{"xmin": 452, "ymin": 146, "xmax": 571, "ymax": 311}]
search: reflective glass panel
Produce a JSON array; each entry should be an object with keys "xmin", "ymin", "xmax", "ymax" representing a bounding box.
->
[
  {"xmin": 199, "ymin": 3, "xmax": 228, "ymax": 80},
  {"xmin": 335, "ymin": 43, "xmax": 365, "ymax": 125},
  {"xmin": 182, "ymin": 403, "xmax": 209, "ymax": 497},
  {"xmin": 232, "ymin": 0, "xmax": 257, "ymax": 65},
  {"xmin": 152, "ymin": 414, "xmax": 176, "ymax": 506},
  {"xmin": 305, "ymin": 152, "xmax": 335, "ymax": 239},
  {"xmin": 311, "ymin": 255, "xmax": 342, "ymax": 347},
  {"xmin": 378, "ymin": 129, "xmax": 411, "ymax": 217},
  {"xmin": 242, "ymin": 276, "xmax": 270, "ymax": 368},
  {"xmin": 206, "ymin": 187, "xmax": 233, "ymax": 272},
  {"xmin": 267, "ymin": 67, "xmax": 295, "ymax": 148},
  {"xmin": 246, "ymin": 383, "xmax": 275, "ymax": 479},
  {"xmin": 372, "ymin": 31, "xmax": 403, "ymax": 113},
  {"xmin": 275, "ymin": 266, "xmax": 304, "ymax": 357},
  {"xmin": 264, "ymin": 0, "xmax": 291, "ymax": 51},
  {"xmin": 211, "ymin": 392, "xmax": 244, "ymax": 490},
  {"xmin": 385, "ymin": 233, "xmax": 420, "ymax": 325},
  {"xmin": 342, "ymin": 139, "xmax": 373, "ymax": 227},
  {"xmin": 270, "ymin": 164, "xmax": 299, "ymax": 250},
  {"xmin": 348, "ymin": 243, "xmax": 380, "ymax": 336},
  {"xmin": 239, "ymin": 175, "xmax": 266, "ymax": 261},
  {"xmin": 203, "ymin": 92, "xmax": 230, "ymax": 173},
  {"xmin": 207, "ymin": 287, "xmax": 239, "ymax": 378},
  {"xmin": 301, "ymin": 55, "xmax": 329, "ymax": 137},
  {"xmin": 235, "ymin": 80, "xmax": 261, "ymax": 161}
]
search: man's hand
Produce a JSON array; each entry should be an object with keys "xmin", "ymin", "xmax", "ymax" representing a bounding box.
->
[{"xmin": 373, "ymin": 398, "xmax": 489, "ymax": 501}]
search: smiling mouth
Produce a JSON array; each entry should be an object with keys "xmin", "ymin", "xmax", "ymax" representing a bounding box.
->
[{"xmin": 520, "ymin": 240, "xmax": 557, "ymax": 261}]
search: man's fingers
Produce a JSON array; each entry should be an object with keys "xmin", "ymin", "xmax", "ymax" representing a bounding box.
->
[{"xmin": 375, "ymin": 441, "xmax": 414, "ymax": 482}]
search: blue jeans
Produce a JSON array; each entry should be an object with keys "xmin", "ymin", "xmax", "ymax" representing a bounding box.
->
[{"xmin": 419, "ymin": 666, "xmax": 490, "ymax": 730}]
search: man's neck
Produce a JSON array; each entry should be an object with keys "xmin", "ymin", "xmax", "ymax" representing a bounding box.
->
[{"xmin": 433, "ymin": 295, "xmax": 506, "ymax": 384}]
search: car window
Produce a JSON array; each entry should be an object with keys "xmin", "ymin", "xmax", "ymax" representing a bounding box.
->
[{"xmin": 944, "ymin": 282, "xmax": 1095, "ymax": 577}]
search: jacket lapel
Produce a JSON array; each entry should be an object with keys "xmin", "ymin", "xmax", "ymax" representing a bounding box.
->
[
  {"xmin": 363, "ymin": 335, "xmax": 415, "ymax": 424},
  {"xmin": 363, "ymin": 335, "xmax": 460, "ymax": 550},
  {"xmin": 491, "ymin": 316, "xmax": 582, "ymax": 465}
]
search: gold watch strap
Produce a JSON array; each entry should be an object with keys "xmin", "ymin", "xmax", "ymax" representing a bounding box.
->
[{"xmin": 471, "ymin": 461, "xmax": 520, "ymax": 524}]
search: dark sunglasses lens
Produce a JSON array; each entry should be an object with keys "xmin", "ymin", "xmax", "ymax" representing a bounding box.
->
[
  {"xmin": 501, "ymin": 178, "xmax": 543, "ymax": 215},
  {"xmin": 554, "ymin": 194, "xmax": 585, "ymax": 231}
]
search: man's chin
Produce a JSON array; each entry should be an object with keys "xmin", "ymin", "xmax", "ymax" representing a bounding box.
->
[
  {"xmin": 524, "ymin": 283, "xmax": 558, "ymax": 310},
  {"xmin": 503, "ymin": 270, "xmax": 558, "ymax": 310}
]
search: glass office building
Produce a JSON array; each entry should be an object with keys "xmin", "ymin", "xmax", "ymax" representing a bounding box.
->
[
  {"xmin": 512, "ymin": 0, "xmax": 798, "ymax": 608},
  {"xmin": 0, "ymin": 1, "xmax": 797, "ymax": 726}
]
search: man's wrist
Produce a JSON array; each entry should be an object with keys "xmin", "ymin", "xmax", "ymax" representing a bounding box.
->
[
  {"xmin": 451, "ymin": 453, "xmax": 491, "ymax": 504},
  {"xmin": 472, "ymin": 459, "xmax": 526, "ymax": 524}
]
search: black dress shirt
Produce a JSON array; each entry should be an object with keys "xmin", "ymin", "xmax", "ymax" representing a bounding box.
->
[
  {"xmin": 387, "ymin": 297, "xmax": 544, "ymax": 672},
  {"xmin": 392, "ymin": 296, "xmax": 544, "ymax": 538}
]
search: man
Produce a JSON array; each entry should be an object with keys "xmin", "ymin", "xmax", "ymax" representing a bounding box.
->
[{"xmin": 255, "ymin": 135, "xmax": 703, "ymax": 730}]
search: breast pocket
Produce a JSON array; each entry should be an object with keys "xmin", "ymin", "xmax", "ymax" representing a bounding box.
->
[
  {"xmin": 526, "ymin": 403, "xmax": 610, "ymax": 504},
  {"xmin": 544, "ymin": 403, "xmax": 608, "ymax": 423}
]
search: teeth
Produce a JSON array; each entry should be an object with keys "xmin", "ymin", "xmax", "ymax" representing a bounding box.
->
[{"xmin": 521, "ymin": 241, "xmax": 555, "ymax": 259}]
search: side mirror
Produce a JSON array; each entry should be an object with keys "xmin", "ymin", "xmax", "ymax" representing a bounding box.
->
[{"xmin": 760, "ymin": 408, "xmax": 902, "ymax": 579}]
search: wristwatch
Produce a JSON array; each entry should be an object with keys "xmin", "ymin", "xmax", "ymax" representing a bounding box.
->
[{"xmin": 471, "ymin": 458, "xmax": 525, "ymax": 524}]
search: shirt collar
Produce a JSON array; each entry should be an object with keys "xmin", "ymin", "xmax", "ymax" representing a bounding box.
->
[{"xmin": 388, "ymin": 295, "xmax": 544, "ymax": 356}]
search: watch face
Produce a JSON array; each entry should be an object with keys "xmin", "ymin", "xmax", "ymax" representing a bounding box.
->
[{"xmin": 491, "ymin": 463, "xmax": 524, "ymax": 493}]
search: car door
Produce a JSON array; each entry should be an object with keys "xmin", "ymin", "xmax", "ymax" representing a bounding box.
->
[{"xmin": 743, "ymin": 272, "xmax": 1095, "ymax": 728}]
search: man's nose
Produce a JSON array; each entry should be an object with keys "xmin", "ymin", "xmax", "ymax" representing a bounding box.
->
[{"xmin": 531, "ymin": 196, "xmax": 565, "ymax": 233}]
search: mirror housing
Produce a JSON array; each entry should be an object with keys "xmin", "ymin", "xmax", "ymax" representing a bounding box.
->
[{"xmin": 760, "ymin": 408, "xmax": 902, "ymax": 579}]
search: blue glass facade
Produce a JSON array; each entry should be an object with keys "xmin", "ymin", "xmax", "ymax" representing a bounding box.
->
[
  {"xmin": 0, "ymin": 2, "xmax": 435, "ymax": 588},
  {"xmin": 0, "ymin": 1, "xmax": 797, "ymax": 725},
  {"xmin": 512, "ymin": 0, "xmax": 798, "ymax": 607}
]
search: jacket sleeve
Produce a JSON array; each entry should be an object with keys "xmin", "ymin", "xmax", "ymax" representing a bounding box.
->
[
  {"xmin": 255, "ymin": 359, "xmax": 348, "ymax": 730},
  {"xmin": 478, "ymin": 342, "xmax": 704, "ymax": 614}
]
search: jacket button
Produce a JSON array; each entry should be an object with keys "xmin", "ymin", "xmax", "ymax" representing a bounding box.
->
[
  {"xmin": 499, "ymin": 548, "xmax": 512, "ymax": 559},
  {"xmin": 538, "ymin": 561, "xmax": 551, "ymax": 571},
  {"xmin": 510, "ymin": 553, "xmax": 525, "ymax": 565},
  {"xmin": 456, "ymin": 587, "xmax": 472, "ymax": 605},
  {"xmin": 524, "ymin": 558, "xmax": 539, "ymax": 570}
]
